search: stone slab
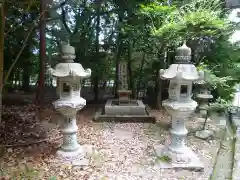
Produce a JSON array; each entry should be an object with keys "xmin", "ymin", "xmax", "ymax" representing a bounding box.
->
[
  {"xmin": 104, "ymin": 99, "xmax": 146, "ymax": 115},
  {"xmin": 223, "ymin": 115, "xmax": 240, "ymax": 180},
  {"xmin": 195, "ymin": 129, "xmax": 214, "ymax": 140},
  {"xmin": 233, "ymin": 127, "xmax": 240, "ymax": 180},
  {"xmin": 93, "ymin": 110, "xmax": 156, "ymax": 123},
  {"xmin": 210, "ymin": 132, "xmax": 234, "ymax": 180},
  {"xmin": 155, "ymin": 145, "xmax": 204, "ymax": 171}
]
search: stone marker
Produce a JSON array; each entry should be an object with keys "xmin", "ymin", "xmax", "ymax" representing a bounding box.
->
[{"xmin": 94, "ymin": 60, "xmax": 155, "ymax": 123}]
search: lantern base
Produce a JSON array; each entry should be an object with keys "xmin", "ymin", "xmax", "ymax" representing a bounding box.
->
[
  {"xmin": 155, "ymin": 145, "xmax": 204, "ymax": 171},
  {"xmin": 55, "ymin": 146, "xmax": 89, "ymax": 166}
]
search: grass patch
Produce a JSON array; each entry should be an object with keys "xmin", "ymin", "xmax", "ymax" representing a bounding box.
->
[{"xmin": 156, "ymin": 155, "xmax": 172, "ymax": 163}]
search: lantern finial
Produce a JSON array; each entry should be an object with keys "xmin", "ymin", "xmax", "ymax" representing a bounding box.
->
[{"xmin": 175, "ymin": 41, "xmax": 191, "ymax": 63}]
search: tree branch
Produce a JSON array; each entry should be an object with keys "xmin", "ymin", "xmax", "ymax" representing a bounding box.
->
[
  {"xmin": 2, "ymin": 9, "xmax": 46, "ymax": 89},
  {"xmin": 72, "ymin": 7, "xmax": 81, "ymax": 35},
  {"xmin": 61, "ymin": 5, "xmax": 72, "ymax": 34}
]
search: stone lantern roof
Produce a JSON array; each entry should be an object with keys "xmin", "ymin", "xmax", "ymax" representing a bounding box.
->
[
  {"xmin": 160, "ymin": 42, "xmax": 199, "ymax": 81},
  {"xmin": 47, "ymin": 44, "xmax": 91, "ymax": 78},
  {"xmin": 194, "ymin": 71, "xmax": 212, "ymax": 87},
  {"xmin": 52, "ymin": 63, "xmax": 91, "ymax": 78}
]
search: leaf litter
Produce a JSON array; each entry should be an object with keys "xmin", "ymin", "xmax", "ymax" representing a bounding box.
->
[{"xmin": 0, "ymin": 104, "xmax": 221, "ymax": 180}]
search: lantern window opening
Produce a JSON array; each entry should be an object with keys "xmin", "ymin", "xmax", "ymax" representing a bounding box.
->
[
  {"xmin": 180, "ymin": 84, "xmax": 188, "ymax": 97},
  {"xmin": 63, "ymin": 82, "xmax": 71, "ymax": 93}
]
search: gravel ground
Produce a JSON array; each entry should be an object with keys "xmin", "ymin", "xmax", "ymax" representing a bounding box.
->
[
  {"xmin": 77, "ymin": 108, "xmax": 220, "ymax": 180},
  {"xmin": 1, "ymin": 106, "xmax": 222, "ymax": 180}
]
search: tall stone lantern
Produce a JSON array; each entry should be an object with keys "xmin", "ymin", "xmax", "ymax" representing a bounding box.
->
[
  {"xmin": 47, "ymin": 44, "xmax": 91, "ymax": 164},
  {"xmin": 156, "ymin": 42, "xmax": 204, "ymax": 170}
]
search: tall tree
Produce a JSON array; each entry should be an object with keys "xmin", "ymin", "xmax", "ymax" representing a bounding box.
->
[{"xmin": 0, "ymin": 2, "xmax": 5, "ymax": 123}]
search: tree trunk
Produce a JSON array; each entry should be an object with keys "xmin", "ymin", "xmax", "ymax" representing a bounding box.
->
[
  {"xmin": 22, "ymin": 63, "xmax": 30, "ymax": 92},
  {"xmin": 35, "ymin": 0, "xmax": 46, "ymax": 120},
  {"xmin": 93, "ymin": 77, "xmax": 99, "ymax": 101},
  {"xmin": 155, "ymin": 69, "xmax": 160, "ymax": 109},
  {"xmin": 0, "ymin": 3, "xmax": 5, "ymax": 123},
  {"xmin": 127, "ymin": 41, "xmax": 135, "ymax": 98},
  {"xmin": 136, "ymin": 52, "xmax": 146, "ymax": 98},
  {"xmin": 155, "ymin": 51, "xmax": 167, "ymax": 109},
  {"xmin": 93, "ymin": 0, "xmax": 101, "ymax": 101},
  {"xmin": 36, "ymin": 0, "xmax": 46, "ymax": 103}
]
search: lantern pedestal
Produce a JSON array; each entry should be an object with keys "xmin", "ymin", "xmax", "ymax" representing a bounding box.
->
[
  {"xmin": 155, "ymin": 100, "xmax": 204, "ymax": 170},
  {"xmin": 53, "ymin": 92, "xmax": 89, "ymax": 165}
]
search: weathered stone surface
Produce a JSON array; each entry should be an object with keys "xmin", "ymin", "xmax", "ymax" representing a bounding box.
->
[
  {"xmin": 105, "ymin": 99, "xmax": 147, "ymax": 115},
  {"xmin": 155, "ymin": 145, "xmax": 204, "ymax": 171},
  {"xmin": 195, "ymin": 129, "xmax": 214, "ymax": 140},
  {"xmin": 94, "ymin": 109, "xmax": 156, "ymax": 123},
  {"xmin": 233, "ymin": 126, "xmax": 240, "ymax": 180}
]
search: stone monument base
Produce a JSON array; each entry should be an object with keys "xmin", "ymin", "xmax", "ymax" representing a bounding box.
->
[
  {"xmin": 155, "ymin": 145, "xmax": 204, "ymax": 171},
  {"xmin": 55, "ymin": 146, "xmax": 89, "ymax": 166},
  {"xmin": 105, "ymin": 99, "xmax": 146, "ymax": 115},
  {"xmin": 94, "ymin": 110, "xmax": 155, "ymax": 123},
  {"xmin": 93, "ymin": 99, "xmax": 156, "ymax": 123}
]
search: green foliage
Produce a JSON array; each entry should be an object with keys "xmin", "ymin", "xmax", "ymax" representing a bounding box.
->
[
  {"xmin": 48, "ymin": 176, "xmax": 57, "ymax": 180},
  {"xmin": 3, "ymin": 0, "xmax": 39, "ymax": 89},
  {"xmin": 209, "ymin": 97, "xmax": 231, "ymax": 113},
  {"xmin": 138, "ymin": 0, "xmax": 240, "ymax": 101},
  {"xmin": 3, "ymin": 0, "xmax": 240, "ymax": 103},
  {"xmin": 156, "ymin": 155, "xmax": 172, "ymax": 163},
  {"xmin": 141, "ymin": 0, "xmax": 229, "ymax": 42},
  {"xmin": 198, "ymin": 63, "xmax": 233, "ymax": 89}
]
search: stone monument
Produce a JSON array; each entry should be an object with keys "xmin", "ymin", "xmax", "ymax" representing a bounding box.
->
[
  {"xmin": 156, "ymin": 42, "xmax": 204, "ymax": 170},
  {"xmin": 195, "ymin": 72, "xmax": 214, "ymax": 139},
  {"xmin": 94, "ymin": 61, "xmax": 155, "ymax": 123},
  {"xmin": 117, "ymin": 61, "xmax": 131, "ymax": 103},
  {"xmin": 47, "ymin": 43, "xmax": 91, "ymax": 164}
]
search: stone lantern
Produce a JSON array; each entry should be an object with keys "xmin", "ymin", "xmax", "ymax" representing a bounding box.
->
[
  {"xmin": 47, "ymin": 44, "xmax": 91, "ymax": 164},
  {"xmin": 195, "ymin": 72, "xmax": 213, "ymax": 118},
  {"xmin": 156, "ymin": 42, "xmax": 204, "ymax": 170},
  {"xmin": 195, "ymin": 72, "xmax": 214, "ymax": 139}
]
